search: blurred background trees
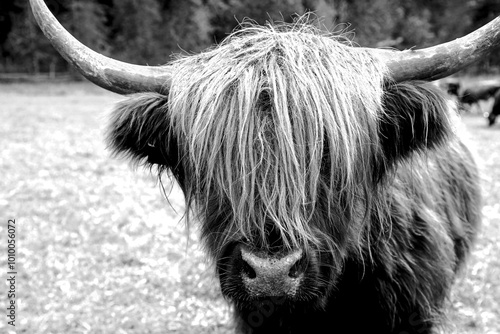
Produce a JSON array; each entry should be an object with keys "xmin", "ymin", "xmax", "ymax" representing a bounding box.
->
[{"xmin": 0, "ymin": 0, "xmax": 499, "ymax": 75}]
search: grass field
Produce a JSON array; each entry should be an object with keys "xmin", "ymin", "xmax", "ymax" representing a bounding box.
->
[{"xmin": 0, "ymin": 81, "xmax": 499, "ymax": 334}]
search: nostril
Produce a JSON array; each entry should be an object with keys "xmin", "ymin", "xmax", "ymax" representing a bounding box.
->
[
  {"xmin": 242, "ymin": 259, "xmax": 257, "ymax": 279},
  {"xmin": 288, "ymin": 257, "xmax": 305, "ymax": 278}
]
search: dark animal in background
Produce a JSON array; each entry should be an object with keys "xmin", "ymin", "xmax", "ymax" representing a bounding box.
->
[
  {"xmin": 442, "ymin": 80, "xmax": 500, "ymax": 123},
  {"xmin": 459, "ymin": 83, "xmax": 500, "ymax": 112},
  {"xmin": 487, "ymin": 89, "xmax": 500, "ymax": 126},
  {"xmin": 31, "ymin": 0, "xmax": 498, "ymax": 333},
  {"xmin": 442, "ymin": 80, "xmax": 461, "ymax": 97}
]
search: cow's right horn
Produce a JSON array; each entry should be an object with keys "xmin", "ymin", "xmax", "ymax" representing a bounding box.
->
[{"xmin": 29, "ymin": 0, "xmax": 172, "ymax": 95}]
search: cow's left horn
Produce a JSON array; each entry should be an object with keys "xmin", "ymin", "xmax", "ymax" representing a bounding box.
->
[
  {"xmin": 371, "ymin": 16, "xmax": 500, "ymax": 82},
  {"xmin": 29, "ymin": 0, "xmax": 172, "ymax": 94}
]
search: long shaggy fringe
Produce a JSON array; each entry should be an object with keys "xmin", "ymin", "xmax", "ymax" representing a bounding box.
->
[{"xmin": 163, "ymin": 21, "xmax": 390, "ymax": 257}]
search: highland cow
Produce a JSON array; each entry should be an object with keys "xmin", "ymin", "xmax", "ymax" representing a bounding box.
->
[{"xmin": 30, "ymin": 0, "xmax": 499, "ymax": 333}]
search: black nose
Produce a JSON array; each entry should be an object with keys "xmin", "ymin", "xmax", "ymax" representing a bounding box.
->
[{"xmin": 239, "ymin": 246, "xmax": 306, "ymax": 297}]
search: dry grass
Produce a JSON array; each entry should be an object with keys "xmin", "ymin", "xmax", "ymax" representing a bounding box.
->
[
  {"xmin": 0, "ymin": 82, "xmax": 232, "ymax": 334},
  {"xmin": 0, "ymin": 81, "xmax": 499, "ymax": 334}
]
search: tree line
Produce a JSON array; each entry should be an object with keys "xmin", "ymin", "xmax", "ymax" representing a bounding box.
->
[{"xmin": 1, "ymin": 0, "xmax": 499, "ymax": 75}]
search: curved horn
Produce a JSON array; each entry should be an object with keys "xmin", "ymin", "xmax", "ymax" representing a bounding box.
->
[
  {"xmin": 29, "ymin": 0, "xmax": 172, "ymax": 94},
  {"xmin": 371, "ymin": 16, "xmax": 500, "ymax": 82}
]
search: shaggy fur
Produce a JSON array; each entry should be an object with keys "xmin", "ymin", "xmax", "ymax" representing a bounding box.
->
[{"xmin": 107, "ymin": 21, "xmax": 481, "ymax": 334}]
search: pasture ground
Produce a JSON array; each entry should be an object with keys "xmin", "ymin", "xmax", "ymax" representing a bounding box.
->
[{"xmin": 0, "ymin": 81, "xmax": 499, "ymax": 334}]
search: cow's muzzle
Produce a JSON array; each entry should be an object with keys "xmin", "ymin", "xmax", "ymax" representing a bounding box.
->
[{"xmin": 233, "ymin": 245, "xmax": 307, "ymax": 298}]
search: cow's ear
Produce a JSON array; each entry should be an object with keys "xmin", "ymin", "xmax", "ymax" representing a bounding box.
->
[
  {"xmin": 106, "ymin": 93, "xmax": 179, "ymax": 168},
  {"xmin": 379, "ymin": 82, "xmax": 453, "ymax": 165}
]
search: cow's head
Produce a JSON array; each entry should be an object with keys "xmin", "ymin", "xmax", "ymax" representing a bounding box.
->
[{"xmin": 30, "ymin": 0, "xmax": 500, "ymax": 311}]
